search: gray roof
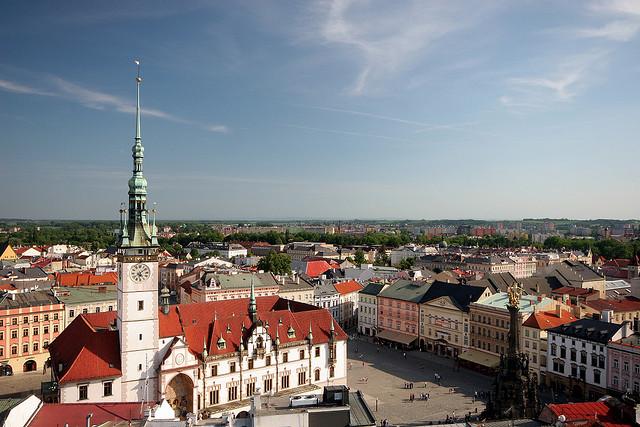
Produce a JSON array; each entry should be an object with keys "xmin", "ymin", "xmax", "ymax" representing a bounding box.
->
[
  {"xmin": 378, "ymin": 279, "xmax": 432, "ymax": 303},
  {"xmin": 314, "ymin": 281, "xmax": 338, "ymax": 297},
  {"xmin": 196, "ymin": 272, "xmax": 278, "ymax": 290},
  {"xmin": 348, "ymin": 391, "xmax": 377, "ymax": 426},
  {"xmin": 422, "ymin": 281, "xmax": 488, "ymax": 311},
  {"xmin": 0, "ymin": 291, "xmax": 60, "ymax": 309},
  {"xmin": 0, "ymin": 267, "xmax": 48, "ymax": 281},
  {"xmin": 360, "ymin": 282, "xmax": 386, "ymax": 296},
  {"xmin": 548, "ymin": 318, "xmax": 623, "ymax": 344},
  {"xmin": 54, "ymin": 285, "xmax": 117, "ymax": 305}
]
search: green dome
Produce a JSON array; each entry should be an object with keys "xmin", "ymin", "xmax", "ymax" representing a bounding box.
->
[{"xmin": 128, "ymin": 175, "xmax": 147, "ymax": 194}]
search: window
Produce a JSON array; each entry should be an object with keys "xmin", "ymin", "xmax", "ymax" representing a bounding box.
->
[
  {"xmin": 138, "ymin": 301, "xmax": 144, "ymax": 311},
  {"xmin": 23, "ymin": 316, "xmax": 28, "ymax": 324},
  {"xmin": 329, "ymin": 366, "xmax": 335, "ymax": 378},
  {"xmin": 281, "ymin": 375, "xmax": 290, "ymax": 389},
  {"xmin": 43, "ymin": 326, "xmax": 49, "ymax": 334},
  {"xmin": 0, "ymin": 332, "xmax": 3, "ymax": 340},
  {"xmin": 22, "ymin": 329, "xmax": 28, "ymax": 337},
  {"xmin": 570, "ymin": 349, "xmax": 576, "ymax": 362},
  {"xmin": 571, "ymin": 364, "xmax": 577, "ymax": 377},
  {"xmin": 299, "ymin": 350, "xmax": 305, "ymax": 360},
  {"xmin": 579, "ymin": 366, "xmax": 586, "ymax": 381},
  {"xmin": 139, "ymin": 334, "xmax": 142, "ymax": 341},
  {"xmin": 624, "ymin": 361, "xmax": 630, "ymax": 372},
  {"xmin": 22, "ymin": 344, "xmax": 28, "ymax": 354},
  {"xmin": 594, "ymin": 370, "xmax": 601, "ymax": 384},
  {"xmin": 553, "ymin": 360, "xmax": 564, "ymax": 373},
  {"xmin": 248, "ymin": 359, "xmax": 254, "ymax": 370},
  {"xmin": 78, "ymin": 384, "xmax": 88, "ymax": 400},
  {"xmin": 0, "ymin": 320, "xmax": 2, "ymax": 327},
  {"xmin": 211, "ymin": 365, "xmax": 218, "ymax": 376},
  {"xmin": 53, "ymin": 325, "xmax": 59, "ymax": 333},
  {"xmin": 614, "ymin": 359, "xmax": 620, "ymax": 369},
  {"xmin": 209, "ymin": 389, "xmax": 219, "ymax": 405},
  {"xmin": 44, "ymin": 314, "xmax": 48, "ymax": 321},
  {"xmin": 264, "ymin": 378, "xmax": 273, "ymax": 392},
  {"xmin": 246, "ymin": 382, "xmax": 255, "ymax": 396},
  {"xmin": 0, "ymin": 348, "xmax": 3, "ymax": 356},
  {"xmin": 580, "ymin": 351, "xmax": 587, "ymax": 364},
  {"xmin": 228, "ymin": 385, "xmax": 238, "ymax": 401},
  {"xmin": 53, "ymin": 313, "xmax": 58, "ymax": 320},
  {"xmin": 95, "ymin": 307, "xmax": 100, "ymax": 313},
  {"xmin": 33, "ymin": 327, "xmax": 38, "ymax": 336},
  {"xmin": 298, "ymin": 371, "xmax": 306, "ymax": 386},
  {"xmin": 69, "ymin": 310, "xmax": 75, "ymax": 318},
  {"xmin": 11, "ymin": 346, "xmax": 17, "ymax": 355},
  {"xmin": 560, "ymin": 346, "xmax": 566, "ymax": 358},
  {"xmin": 82, "ymin": 309, "xmax": 88, "ymax": 315},
  {"xmin": 138, "ymin": 364, "xmax": 142, "ymax": 371},
  {"xmin": 108, "ymin": 306, "xmax": 113, "ymax": 311},
  {"xmin": 613, "ymin": 376, "xmax": 619, "ymax": 387},
  {"xmin": 282, "ymin": 352, "xmax": 288, "ymax": 363},
  {"xmin": 315, "ymin": 369, "xmax": 321, "ymax": 381},
  {"xmin": 43, "ymin": 340, "xmax": 48, "ymax": 348},
  {"xmin": 11, "ymin": 318, "xmax": 16, "ymax": 326},
  {"xmin": 550, "ymin": 344, "xmax": 557, "ymax": 356},
  {"xmin": 103, "ymin": 381, "xmax": 113, "ymax": 396},
  {"xmin": 230, "ymin": 362, "xmax": 236, "ymax": 373},
  {"xmin": 591, "ymin": 353, "xmax": 598, "ymax": 367},
  {"xmin": 636, "ymin": 365, "xmax": 640, "ymax": 375},
  {"xmin": 33, "ymin": 342, "xmax": 38, "ymax": 352},
  {"xmin": 265, "ymin": 356, "xmax": 271, "ymax": 366},
  {"xmin": 33, "ymin": 315, "xmax": 38, "ymax": 322}
]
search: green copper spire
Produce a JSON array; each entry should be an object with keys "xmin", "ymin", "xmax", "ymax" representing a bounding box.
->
[{"xmin": 119, "ymin": 59, "xmax": 155, "ymax": 249}]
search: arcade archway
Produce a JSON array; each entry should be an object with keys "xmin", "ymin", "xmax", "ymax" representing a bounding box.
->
[{"xmin": 165, "ymin": 374, "xmax": 194, "ymax": 417}]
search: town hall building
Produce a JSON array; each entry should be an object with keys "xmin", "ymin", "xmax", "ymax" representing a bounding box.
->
[{"xmin": 46, "ymin": 64, "xmax": 348, "ymax": 416}]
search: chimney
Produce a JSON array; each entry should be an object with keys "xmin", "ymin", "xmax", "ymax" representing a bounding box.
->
[
  {"xmin": 86, "ymin": 413, "xmax": 93, "ymax": 427},
  {"xmin": 556, "ymin": 304, "xmax": 563, "ymax": 318}
]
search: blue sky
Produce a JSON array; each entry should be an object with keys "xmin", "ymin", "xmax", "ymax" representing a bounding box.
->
[{"xmin": 1, "ymin": 1, "xmax": 639, "ymax": 220}]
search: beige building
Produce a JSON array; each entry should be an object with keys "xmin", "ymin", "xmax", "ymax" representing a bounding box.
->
[
  {"xmin": 53, "ymin": 285, "xmax": 118, "ymax": 327},
  {"xmin": 521, "ymin": 307, "xmax": 577, "ymax": 386},
  {"xmin": 465, "ymin": 293, "xmax": 559, "ymax": 371},
  {"xmin": 419, "ymin": 283, "xmax": 492, "ymax": 357},
  {"xmin": 275, "ymin": 274, "xmax": 315, "ymax": 305},
  {"xmin": 180, "ymin": 271, "xmax": 280, "ymax": 304}
]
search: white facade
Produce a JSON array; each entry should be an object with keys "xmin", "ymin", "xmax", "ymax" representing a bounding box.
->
[
  {"xmin": 158, "ymin": 325, "xmax": 347, "ymax": 413},
  {"xmin": 59, "ymin": 377, "xmax": 123, "ymax": 403},
  {"xmin": 358, "ymin": 293, "xmax": 379, "ymax": 336},
  {"xmin": 117, "ymin": 256, "xmax": 159, "ymax": 402}
]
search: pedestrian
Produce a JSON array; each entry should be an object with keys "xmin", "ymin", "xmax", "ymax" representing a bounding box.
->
[{"xmin": 403, "ymin": 352, "xmax": 407, "ymax": 359}]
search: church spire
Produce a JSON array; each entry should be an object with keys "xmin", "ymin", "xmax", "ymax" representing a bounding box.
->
[
  {"xmin": 248, "ymin": 275, "xmax": 257, "ymax": 322},
  {"xmin": 120, "ymin": 59, "xmax": 155, "ymax": 249}
]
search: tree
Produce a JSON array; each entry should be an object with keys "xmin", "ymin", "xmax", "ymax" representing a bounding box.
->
[
  {"xmin": 353, "ymin": 249, "xmax": 366, "ymax": 267},
  {"xmin": 257, "ymin": 252, "xmax": 292, "ymax": 275},
  {"xmin": 397, "ymin": 257, "xmax": 415, "ymax": 270},
  {"xmin": 189, "ymin": 248, "xmax": 200, "ymax": 259}
]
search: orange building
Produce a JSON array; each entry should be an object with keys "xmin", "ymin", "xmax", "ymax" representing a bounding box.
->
[{"xmin": 0, "ymin": 291, "xmax": 64, "ymax": 374}]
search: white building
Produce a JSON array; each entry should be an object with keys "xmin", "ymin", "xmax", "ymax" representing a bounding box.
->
[
  {"xmin": 358, "ymin": 283, "xmax": 388, "ymax": 336},
  {"xmin": 546, "ymin": 314, "xmax": 633, "ymax": 400}
]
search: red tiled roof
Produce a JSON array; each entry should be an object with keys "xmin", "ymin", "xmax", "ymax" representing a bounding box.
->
[
  {"xmin": 334, "ymin": 280, "xmax": 364, "ymax": 295},
  {"xmin": 305, "ymin": 260, "xmax": 333, "ymax": 278},
  {"xmin": 523, "ymin": 309, "xmax": 577, "ymax": 330},
  {"xmin": 29, "ymin": 402, "xmax": 150, "ymax": 427},
  {"xmin": 0, "ymin": 284, "xmax": 15, "ymax": 291},
  {"xmin": 604, "ymin": 259, "xmax": 631, "ymax": 268},
  {"xmin": 30, "ymin": 258, "xmax": 52, "ymax": 268},
  {"xmin": 546, "ymin": 402, "xmax": 628, "ymax": 427},
  {"xmin": 583, "ymin": 297, "xmax": 640, "ymax": 312},
  {"xmin": 48, "ymin": 314, "xmax": 121, "ymax": 384},
  {"xmin": 55, "ymin": 271, "xmax": 117, "ymax": 287},
  {"xmin": 552, "ymin": 286, "xmax": 599, "ymax": 297}
]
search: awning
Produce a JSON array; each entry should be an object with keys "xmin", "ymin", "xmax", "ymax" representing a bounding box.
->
[
  {"xmin": 458, "ymin": 349, "xmax": 499, "ymax": 369},
  {"xmin": 376, "ymin": 329, "xmax": 417, "ymax": 346}
]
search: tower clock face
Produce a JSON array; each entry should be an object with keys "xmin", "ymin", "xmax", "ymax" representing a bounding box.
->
[{"xmin": 129, "ymin": 263, "xmax": 151, "ymax": 283}]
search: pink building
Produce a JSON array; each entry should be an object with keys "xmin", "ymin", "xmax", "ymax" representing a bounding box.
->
[
  {"xmin": 377, "ymin": 279, "xmax": 431, "ymax": 349},
  {"xmin": 608, "ymin": 333, "xmax": 640, "ymax": 394}
]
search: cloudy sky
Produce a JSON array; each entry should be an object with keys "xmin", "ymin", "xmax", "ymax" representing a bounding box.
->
[{"xmin": 1, "ymin": 1, "xmax": 639, "ymax": 220}]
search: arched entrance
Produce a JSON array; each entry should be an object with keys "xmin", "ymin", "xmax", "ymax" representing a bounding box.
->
[
  {"xmin": 165, "ymin": 374, "xmax": 194, "ymax": 417},
  {"xmin": 23, "ymin": 360, "xmax": 37, "ymax": 372},
  {"xmin": 1, "ymin": 365, "xmax": 12, "ymax": 376}
]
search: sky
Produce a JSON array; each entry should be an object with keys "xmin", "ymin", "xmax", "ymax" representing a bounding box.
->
[{"xmin": 1, "ymin": 0, "xmax": 640, "ymax": 221}]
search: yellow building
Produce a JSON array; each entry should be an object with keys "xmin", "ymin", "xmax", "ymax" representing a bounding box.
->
[
  {"xmin": 0, "ymin": 242, "xmax": 18, "ymax": 261},
  {"xmin": 419, "ymin": 282, "xmax": 492, "ymax": 357}
]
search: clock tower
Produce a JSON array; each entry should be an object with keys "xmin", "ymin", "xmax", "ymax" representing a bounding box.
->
[{"xmin": 116, "ymin": 60, "xmax": 160, "ymax": 403}]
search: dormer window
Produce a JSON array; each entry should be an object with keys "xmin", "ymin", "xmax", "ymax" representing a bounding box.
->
[
  {"xmin": 287, "ymin": 326, "xmax": 295, "ymax": 338},
  {"xmin": 217, "ymin": 336, "xmax": 226, "ymax": 350}
]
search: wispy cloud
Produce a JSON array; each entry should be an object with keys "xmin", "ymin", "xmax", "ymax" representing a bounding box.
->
[
  {"xmin": 284, "ymin": 123, "xmax": 412, "ymax": 143},
  {"xmin": 502, "ymin": 50, "xmax": 608, "ymax": 108},
  {"xmin": 573, "ymin": 0, "xmax": 640, "ymax": 41},
  {"xmin": 0, "ymin": 75, "xmax": 229, "ymax": 133},
  {"xmin": 311, "ymin": 0, "xmax": 492, "ymax": 95},
  {"xmin": 0, "ymin": 79, "xmax": 53, "ymax": 96},
  {"xmin": 301, "ymin": 105, "xmax": 432, "ymax": 127}
]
